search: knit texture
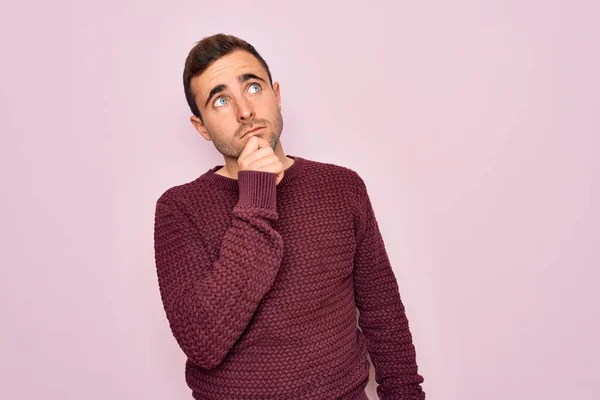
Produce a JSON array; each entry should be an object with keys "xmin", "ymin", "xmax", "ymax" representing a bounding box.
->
[{"xmin": 153, "ymin": 155, "xmax": 425, "ymax": 399}]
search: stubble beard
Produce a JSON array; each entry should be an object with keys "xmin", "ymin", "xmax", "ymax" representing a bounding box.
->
[{"xmin": 211, "ymin": 110, "xmax": 284, "ymax": 159}]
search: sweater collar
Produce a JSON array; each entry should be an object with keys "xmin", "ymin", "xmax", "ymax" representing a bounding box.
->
[{"xmin": 201, "ymin": 154, "xmax": 306, "ymax": 191}]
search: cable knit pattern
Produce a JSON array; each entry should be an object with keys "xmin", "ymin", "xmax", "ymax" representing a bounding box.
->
[{"xmin": 153, "ymin": 155, "xmax": 425, "ymax": 399}]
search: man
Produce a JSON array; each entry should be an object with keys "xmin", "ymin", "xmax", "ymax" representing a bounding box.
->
[{"xmin": 153, "ymin": 33, "xmax": 426, "ymax": 399}]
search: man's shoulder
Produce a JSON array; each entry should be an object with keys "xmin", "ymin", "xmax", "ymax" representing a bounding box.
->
[{"xmin": 154, "ymin": 176, "xmax": 209, "ymax": 208}]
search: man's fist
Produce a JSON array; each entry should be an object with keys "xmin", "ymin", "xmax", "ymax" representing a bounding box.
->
[{"xmin": 238, "ymin": 136, "xmax": 285, "ymax": 185}]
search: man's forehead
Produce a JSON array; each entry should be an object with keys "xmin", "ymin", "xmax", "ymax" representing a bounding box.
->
[{"xmin": 196, "ymin": 52, "xmax": 264, "ymax": 87}]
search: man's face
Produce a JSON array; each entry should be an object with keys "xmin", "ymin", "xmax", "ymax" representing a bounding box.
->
[{"xmin": 190, "ymin": 49, "xmax": 283, "ymax": 159}]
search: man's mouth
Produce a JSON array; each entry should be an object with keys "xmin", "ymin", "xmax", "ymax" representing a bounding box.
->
[{"xmin": 242, "ymin": 126, "xmax": 265, "ymax": 138}]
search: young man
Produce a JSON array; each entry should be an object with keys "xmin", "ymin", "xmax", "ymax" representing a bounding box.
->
[{"xmin": 153, "ymin": 33, "xmax": 426, "ymax": 399}]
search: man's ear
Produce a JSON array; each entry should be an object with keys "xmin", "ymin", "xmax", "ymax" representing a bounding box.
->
[
  {"xmin": 273, "ymin": 81, "xmax": 281, "ymax": 111},
  {"xmin": 190, "ymin": 115, "xmax": 211, "ymax": 141}
]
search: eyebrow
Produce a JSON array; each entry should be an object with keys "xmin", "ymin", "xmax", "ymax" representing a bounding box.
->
[{"xmin": 204, "ymin": 73, "xmax": 268, "ymax": 108}]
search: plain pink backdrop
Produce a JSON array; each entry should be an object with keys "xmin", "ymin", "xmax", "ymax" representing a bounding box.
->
[{"xmin": 1, "ymin": 1, "xmax": 598, "ymax": 399}]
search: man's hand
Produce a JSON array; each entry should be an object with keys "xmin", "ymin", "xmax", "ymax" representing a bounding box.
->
[{"xmin": 238, "ymin": 136, "xmax": 285, "ymax": 185}]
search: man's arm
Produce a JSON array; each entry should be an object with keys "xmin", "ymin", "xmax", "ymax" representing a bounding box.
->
[
  {"xmin": 153, "ymin": 171, "xmax": 283, "ymax": 370},
  {"xmin": 352, "ymin": 172, "xmax": 426, "ymax": 399}
]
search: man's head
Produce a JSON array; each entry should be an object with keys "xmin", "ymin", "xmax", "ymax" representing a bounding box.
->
[{"xmin": 183, "ymin": 34, "xmax": 283, "ymax": 159}]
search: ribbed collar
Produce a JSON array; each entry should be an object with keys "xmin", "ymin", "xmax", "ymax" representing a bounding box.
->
[{"xmin": 200, "ymin": 154, "xmax": 307, "ymax": 191}]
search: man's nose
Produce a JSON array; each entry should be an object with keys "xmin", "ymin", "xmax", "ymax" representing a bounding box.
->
[{"xmin": 237, "ymin": 97, "xmax": 255, "ymax": 122}]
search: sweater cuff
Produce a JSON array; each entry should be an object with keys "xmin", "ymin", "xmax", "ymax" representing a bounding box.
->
[{"xmin": 237, "ymin": 170, "xmax": 277, "ymax": 209}]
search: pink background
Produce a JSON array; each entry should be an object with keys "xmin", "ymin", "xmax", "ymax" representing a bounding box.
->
[{"xmin": 1, "ymin": 1, "xmax": 598, "ymax": 399}]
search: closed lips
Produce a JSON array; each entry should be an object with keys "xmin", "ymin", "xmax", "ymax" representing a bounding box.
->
[{"xmin": 243, "ymin": 127, "xmax": 263, "ymax": 137}]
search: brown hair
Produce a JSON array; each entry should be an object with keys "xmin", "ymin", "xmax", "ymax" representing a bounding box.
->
[{"xmin": 183, "ymin": 33, "xmax": 274, "ymax": 121}]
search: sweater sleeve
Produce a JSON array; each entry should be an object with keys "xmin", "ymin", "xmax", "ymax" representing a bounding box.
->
[
  {"xmin": 352, "ymin": 173, "xmax": 426, "ymax": 400},
  {"xmin": 153, "ymin": 171, "xmax": 284, "ymax": 370}
]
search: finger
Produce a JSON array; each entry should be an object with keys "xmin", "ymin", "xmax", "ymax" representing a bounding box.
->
[
  {"xmin": 256, "ymin": 159, "xmax": 284, "ymax": 174},
  {"xmin": 254, "ymin": 137, "xmax": 273, "ymax": 148},
  {"xmin": 238, "ymin": 136, "xmax": 260, "ymax": 166},
  {"xmin": 241, "ymin": 147, "xmax": 275, "ymax": 170},
  {"xmin": 250, "ymin": 154, "xmax": 280, "ymax": 171}
]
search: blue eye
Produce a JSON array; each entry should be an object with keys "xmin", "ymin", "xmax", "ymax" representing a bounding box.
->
[
  {"xmin": 214, "ymin": 97, "xmax": 228, "ymax": 107},
  {"xmin": 249, "ymin": 83, "xmax": 261, "ymax": 93}
]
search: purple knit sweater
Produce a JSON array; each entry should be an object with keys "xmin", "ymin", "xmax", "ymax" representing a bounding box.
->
[{"xmin": 153, "ymin": 155, "xmax": 425, "ymax": 399}]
